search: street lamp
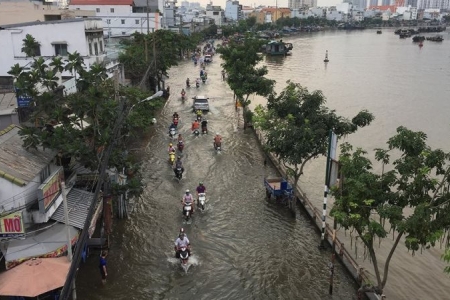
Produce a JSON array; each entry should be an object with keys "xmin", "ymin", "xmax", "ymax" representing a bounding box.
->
[{"xmin": 129, "ymin": 90, "xmax": 164, "ymax": 112}]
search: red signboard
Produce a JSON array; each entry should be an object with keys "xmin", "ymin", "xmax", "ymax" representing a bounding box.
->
[
  {"xmin": 0, "ymin": 211, "xmax": 25, "ymax": 237},
  {"xmin": 37, "ymin": 167, "xmax": 64, "ymax": 213}
]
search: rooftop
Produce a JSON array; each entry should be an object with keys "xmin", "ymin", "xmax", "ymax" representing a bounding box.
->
[
  {"xmin": 0, "ymin": 125, "xmax": 56, "ymax": 186},
  {"xmin": 69, "ymin": 0, "xmax": 134, "ymax": 5},
  {"xmin": 0, "ymin": 18, "xmax": 102, "ymax": 29},
  {"xmin": 51, "ymin": 188, "xmax": 96, "ymax": 229}
]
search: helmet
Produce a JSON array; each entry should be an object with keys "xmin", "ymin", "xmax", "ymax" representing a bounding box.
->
[
  {"xmin": 179, "ymin": 233, "xmax": 185, "ymax": 238},
  {"xmin": 169, "ymin": 143, "xmax": 173, "ymax": 146},
  {"xmin": 174, "ymin": 112, "xmax": 178, "ymax": 115},
  {"xmin": 199, "ymin": 182, "xmax": 203, "ymax": 185},
  {"xmin": 216, "ymin": 132, "xmax": 220, "ymax": 136},
  {"xmin": 186, "ymin": 189, "xmax": 190, "ymax": 194},
  {"xmin": 180, "ymin": 228, "xmax": 185, "ymax": 234},
  {"xmin": 178, "ymin": 156, "xmax": 181, "ymax": 159}
]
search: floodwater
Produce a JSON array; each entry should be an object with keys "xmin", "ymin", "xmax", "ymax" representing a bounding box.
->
[
  {"xmin": 77, "ymin": 30, "xmax": 450, "ymax": 300},
  {"xmin": 76, "ymin": 39, "xmax": 358, "ymax": 299}
]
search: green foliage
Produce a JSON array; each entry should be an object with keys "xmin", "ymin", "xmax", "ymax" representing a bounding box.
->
[
  {"xmin": 21, "ymin": 34, "xmax": 41, "ymax": 57},
  {"xmin": 443, "ymin": 248, "xmax": 450, "ymax": 274},
  {"xmin": 331, "ymin": 127, "xmax": 450, "ymax": 293},
  {"xmin": 254, "ymin": 81, "xmax": 374, "ymax": 185},
  {"xmin": 119, "ymin": 31, "xmax": 200, "ymax": 86},
  {"xmin": 217, "ymin": 37, "xmax": 274, "ymax": 110}
]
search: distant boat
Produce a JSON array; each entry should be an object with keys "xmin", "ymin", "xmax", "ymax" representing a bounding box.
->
[
  {"xmin": 265, "ymin": 40, "xmax": 293, "ymax": 56},
  {"xmin": 412, "ymin": 35, "xmax": 426, "ymax": 42},
  {"xmin": 377, "ymin": 30, "xmax": 382, "ymax": 34},
  {"xmin": 324, "ymin": 50, "xmax": 329, "ymax": 62},
  {"xmin": 426, "ymin": 35, "xmax": 444, "ymax": 42}
]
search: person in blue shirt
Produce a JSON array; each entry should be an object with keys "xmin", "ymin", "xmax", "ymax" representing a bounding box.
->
[{"xmin": 99, "ymin": 251, "xmax": 108, "ymax": 284}]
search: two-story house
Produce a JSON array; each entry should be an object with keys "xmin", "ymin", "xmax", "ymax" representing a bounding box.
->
[
  {"xmin": 0, "ymin": 125, "xmax": 100, "ymax": 270},
  {"xmin": 69, "ymin": 0, "xmax": 163, "ymax": 37}
]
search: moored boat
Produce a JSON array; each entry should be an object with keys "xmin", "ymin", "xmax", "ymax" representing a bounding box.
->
[
  {"xmin": 412, "ymin": 35, "xmax": 425, "ymax": 42},
  {"xmin": 426, "ymin": 35, "xmax": 444, "ymax": 42},
  {"xmin": 265, "ymin": 40, "xmax": 293, "ymax": 56}
]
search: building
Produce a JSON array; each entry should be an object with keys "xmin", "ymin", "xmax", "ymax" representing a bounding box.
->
[
  {"xmin": 240, "ymin": 5, "xmax": 254, "ymax": 19},
  {"xmin": 370, "ymin": 0, "xmax": 379, "ymax": 6},
  {"xmin": 288, "ymin": 0, "xmax": 317, "ymax": 8},
  {"xmin": 69, "ymin": 0, "xmax": 163, "ymax": 37},
  {"xmin": 0, "ymin": 18, "xmax": 106, "ymax": 79},
  {"xmin": 206, "ymin": 3, "xmax": 224, "ymax": 26},
  {"xmin": 0, "ymin": 0, "xmax": 95, "ymax": 26},
  {"xmin": 252, "ymin": 7, "xmax": 291, "ymax": 24},
  {"xmin": 417, "ymin": 0, "xmax": 450, "ymax": 9},
  {"xmin": 225, "ymin": 0, "xmax": 241, "ymax": 21},
  {"xmin": 291, "ymin": 8, "xmax": 316, "ymax": 18}
]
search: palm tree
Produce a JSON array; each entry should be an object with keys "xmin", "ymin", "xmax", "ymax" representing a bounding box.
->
[
  {"xmin": 21, "ymin": 34, "xmax": 41, "ymax": 58},
  {"xmin": 64, "ymin": 51, "xmax": 85, "ymax": 83}
]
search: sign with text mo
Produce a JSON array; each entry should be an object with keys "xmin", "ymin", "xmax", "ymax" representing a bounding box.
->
[
  {"xmin": 38, "ymin": 167, "xmax": 64, "ymax": 213},
  {"xmin": 0, "ymin": 211, "xmax": 25, "ymax": 237}
]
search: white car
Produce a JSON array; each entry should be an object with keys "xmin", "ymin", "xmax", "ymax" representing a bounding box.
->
[
  {"xmin": 204, "ymin": 55, "xmax": 212, "ymax": 63},
  {"xmin": 192, "ymin": 95, "xmax": 210, "ymax": 112}
]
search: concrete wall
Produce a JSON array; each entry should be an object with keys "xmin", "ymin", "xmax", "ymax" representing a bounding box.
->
[{"xmin": 0, "ymin": 2, "xmax": 95, "ymax": 26}]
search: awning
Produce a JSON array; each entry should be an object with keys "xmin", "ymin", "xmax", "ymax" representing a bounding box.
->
[
  {"xmin": 50, "ymin": 188, "xmax": 96, "ymax": 230},
  {"xmin": 51, "ymin": 41, "xmax": 67, "ymax": 44},
  {"xmin": 0, "ymin": 257, "xmax": 70, "ymax": 297},
  {"xmin": 5, "ymin": 223, "xmax": 79, "ymax": 270}
]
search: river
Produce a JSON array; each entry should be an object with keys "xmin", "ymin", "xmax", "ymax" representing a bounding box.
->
[{"xmin": 77, "ymin": 29, "xmax": 450, "ymax": 300}]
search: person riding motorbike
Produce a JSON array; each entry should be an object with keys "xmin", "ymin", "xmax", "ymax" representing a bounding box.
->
[
  {"xmin": 221, "ymin": 69, "xmax": 226, "ymax": 80},
  {"xmin": 174, "ymin": 232, "xmax": 191, "ymax": 258},
  {"xmin": 200, "ymin": 69, "xmax": 205, "ymax": 77},
  {"xmin": 179, "ymin": 227, "xmax": 188, "ymax": 239},
  {"xmin": 195, "ymin": 78, "xmax": 200, "ymax": 88},
  {"xmin": 169, "ymin": 123, "xmax": 177, "ymax": 136},
  {"xmin": 168, "ymin": 143, "xmax": 176, "ymax": 153},
  {"xmin": 214, "ymin": 132, "xmax": 222, "ymax": 149},
  {"xmin": 196, "ymin": 182, "xmax": 206, "ymax": 205},
  {"xmin": 191, "ymin": 120, "xmax": 200, "ymax": 133},
  {"xmin": 174, "ymin": 156, "xmax": 184, "ymax": 175},
  {"xmin": 173, "ymin": 112, "xmax": 179, "ymax": 119},
  {"xmin": 182, "ymin": 189, "xmax": 194, "ymax": 213},
  {"xmin": 201, "ymin": 119, "xmax": 208, "ymax": 133},
  {"xmin": 177, "ymin": 134, "xmax": 183, "ymax": 143},
  {"xmin": 181, "ymin": 89, "xmax": 186, "ymax": 100},
  {"xmin": 186, "ymin": 78, "xmax": 190, "ymax": 88}
]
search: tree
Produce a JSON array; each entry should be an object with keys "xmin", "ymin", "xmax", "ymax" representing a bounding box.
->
[
  {"xmin": 21, "ymin": 34, "xmax": 41, "ymax": 58},
  {"xmin": 443, "ymin": 248, "xmax": 450, "ymax": 274},
  {"xmin": 254, "ymin": 81, "xmax": 374, "ymax": 188},
  {"xmin": 217, "ymin": 37, "xmax": 274, "ymax": 127},
  {"xmin": 330, "ymin": 126, "xmax": 450, "ymax": 295}
]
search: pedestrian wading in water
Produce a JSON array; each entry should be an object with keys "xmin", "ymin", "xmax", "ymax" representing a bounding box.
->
[{"xmin": 99, "ymin": 251, "xmax": 108, "ymax": 284}]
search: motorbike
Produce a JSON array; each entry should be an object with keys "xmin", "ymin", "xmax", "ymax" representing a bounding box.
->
[
  {"xmin": 186, "ymin": 81, "xmax": 190, "ymax": 88},
  {"xmin": 198, "ymin": 193, "xmax": 206, "ymax": 210},
  {"xmin": 169, "ymin": 152, "xmax": 176, "ymax": 165},
  {"xmin": 179, "ymin": 246, "xmax": 190, "ymax": 273},
  {"xmin": 175, "ymin": 167, "xmax": 183, "ymax": 180},
  {"xmin": 193, "ymin": 129, "xmax": 200, "ymax": 137},
  {"xmin": 195, "ymin": 81, "xmax": 200, "ymax": 88},
  {"xmin": 202, "ymin": 126, "xmax": 208, "ymax": 135},
  {"xmin": 214, "ymin": 143, "xmax": 221, "ymax": 153},
  {"xmin": 201, "ymin": 74, "xmax": 206, "ymax": 83},
  {"xmin": 183, "ymin": 202, "xmax": 192, "ymax": 220},
  {"xmin": 169, "ymin": 127, "xmax": 177, "ymax": 138},
  {"xmin": 177, "ymin": 141, "xmax": 184, "ymax": 152}
]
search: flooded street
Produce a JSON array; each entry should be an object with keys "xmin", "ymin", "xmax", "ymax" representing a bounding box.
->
[{"xmin": 76, "ymin": 47, "xmax": 357, "ymax": 299}]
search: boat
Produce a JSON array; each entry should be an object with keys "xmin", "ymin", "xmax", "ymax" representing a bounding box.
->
[
  {"xmin": 265, "ymin": 40, "xmax": 292, "ymax": 56},
  {"xmin": 412, "ymin": 35, "xmax": 425, "ymax": 42},
  {"xmin": 377, "ymin": 30, "xmax": 382, "ymax": 34},
  {"xmin": 426, "ymin": 35, "xmax": 444, "ymax": 42},
  {"xmin": 324, "ymin": 50, "xmax": 329, "ymax": 62}
]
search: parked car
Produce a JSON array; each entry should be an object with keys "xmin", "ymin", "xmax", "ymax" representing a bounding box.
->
[{"xmin": 192, "ymin": 95, "xmax": 210, "ymax": 112}]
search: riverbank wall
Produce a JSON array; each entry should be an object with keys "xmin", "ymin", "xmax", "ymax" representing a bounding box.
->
[{"xmin": 246, "ymin": 115, "xmax": 381, "ymax": 300}]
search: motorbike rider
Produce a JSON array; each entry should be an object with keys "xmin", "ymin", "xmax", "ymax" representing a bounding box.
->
[
  {"xmin": 181, "ymin": 89, "xmax": 186, "ymax": 99},
  {"xmin": 173, "ymin": 112, "xmax": 179, "ymax": 119},
  {"xmin": 174, "ymin": 231, "xmax": 191, "ymax": 258},
  {"xmin": 177, "ymin": 134, "xmax": 183, "ymax": 144},
  {"xmin": 180, "ymin": 227, "xmax": 188, "ymax": 239},
  {"xmin": 168, "ymin": 143, "xmax": 176, "ymax": 153},
  {"xmin": 201, "ymin": 119, "xmax": 208, "ymax": 133},
  {"xmin": 200, "ymin": 69, "xmax": 205, "ymax": 77},
  {"xmin": 186, "ymin": 78, "xmax": 190, "ymax": 87},
  {"xmin": 191, "ymin": 119, "xmax": 200, "ymax": 132},
  {"xmin": 174, "ymin": 156, "xmax": 184, "ymax": 175},
  {"xmin": 195, "ymin": 78, "xmax": 200, "ymax": 87},
  {"xmin": 214, "ymin": 132, "xmax": 222, "ymax": 149},
  {"xmin": 169, "ymin": 123, "xmax": 177, "ymax": 135},
  {"xmin": 182, "ymin": 189, "xmax": 194, "ymax": 213},
  {"xmin": 196, "ymin": 182, "xmax": 206, "ymax": 205}
]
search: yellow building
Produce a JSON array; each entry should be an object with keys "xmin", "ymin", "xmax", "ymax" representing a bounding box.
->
[{"xmin": 250, "ymin": 7, "xmax": 291, "ymax": 24}]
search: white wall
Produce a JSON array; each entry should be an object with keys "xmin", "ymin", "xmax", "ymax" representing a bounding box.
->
[
  {"xmin": 225, "ymin": 1, "xmax": 239, "ymax": 21},
  {"xmin": 69, "ymin": 4, "xmax": 162, "ymax": 36},
  {"xmin": 206, "ymin": 10, "xmax": 224, "ymax": 26},
  {"xmin": 327, "ymin": 11, "xmax": 343, "ymax": 21},
  {"xmin": 0, "ymin": 19, "xmax": 105, "ymax": 77}
]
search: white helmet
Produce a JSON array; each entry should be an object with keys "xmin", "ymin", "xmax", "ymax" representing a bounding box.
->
[
  {"xmin": 216, "ymin": 132, "xmax": 220, "ymax": 135},
  {"xmin": 186, "ymin": 189, "xmax": 190, "ymax": 193}
]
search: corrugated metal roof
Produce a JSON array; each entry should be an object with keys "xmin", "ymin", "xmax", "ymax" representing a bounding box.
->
[
  {"xmin": 0, "ymin": 125, "xmax": 56, "ymax": 185},
  {"xmin": 50, "ymin": 188, "xmax": 96, "ymax": 229}
]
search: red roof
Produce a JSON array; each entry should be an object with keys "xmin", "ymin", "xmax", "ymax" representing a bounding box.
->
[{"xmin": 70, "ymin": 0, "xmax": 134, "ymax": 5}]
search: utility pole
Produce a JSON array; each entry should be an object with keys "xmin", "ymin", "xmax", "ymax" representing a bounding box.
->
[
  {"xmin": 146, "ymin": 0, "xmax": 150, "ymax": 34},
  {"xmin": 61, "ymin": 181, "xmax": 77, "ymax": 300}
]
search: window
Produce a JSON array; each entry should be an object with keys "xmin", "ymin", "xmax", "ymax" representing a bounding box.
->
[
  {"xmin": 121, "ymin": 19, "xmax": 125, "ymax": 24},
  {"xmin": 76, "ymin": 8, "xmax": 80, "ymax": 10},
  {"xmin": 99, "ymin": 40, "xmax": 103, "ymax": 52},
  {"xmin": 122, "ymin": 31, "xmax": 126, "ymax": 35},
  {"xmin": 110, "ymin": 8, "xmax": 114, "ymax": 13},
  {"xmin": 89, "ymin": 43, "xmax": 92, "ymax": 56},
  {"xmin": 54, "ymin": 43, "xmax": 68, "ymax": 56},
  {"xmin": 213, "ymin": 11, "xmax": 219, "ymax": 15},
  {"xmin": 135, "ymin": 19, "xmax": 140, "ymax": 24},
  {"xmin": 96, "ymin": 8, "xmax": 100, "ymax": 12},
  {"xmin": 107, "ymin": 19, "xmax": 111, "ymax": 24},
  {"xmin": 94, "ymin": 42, "xmax": 98, "ymax": 55}
]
